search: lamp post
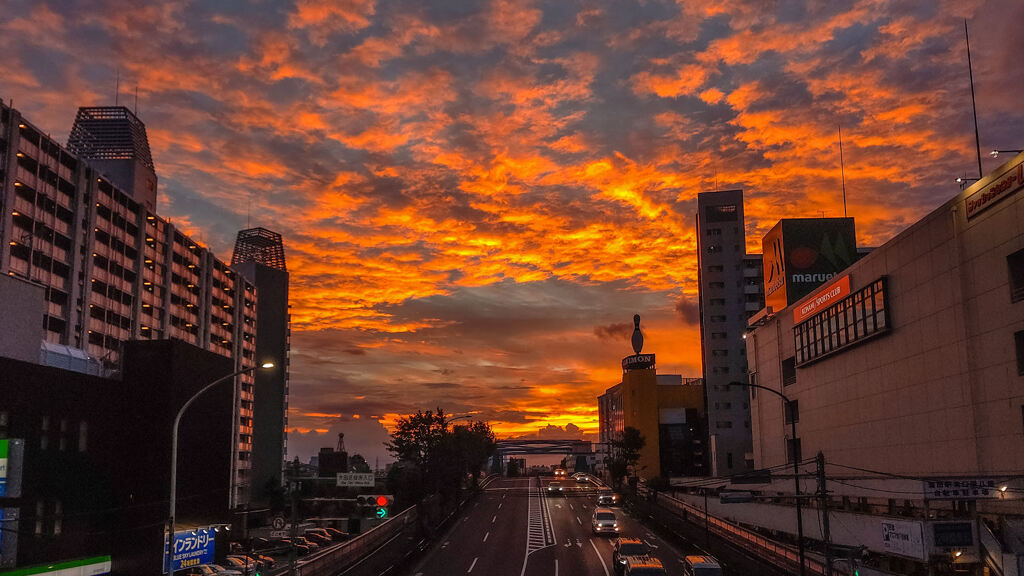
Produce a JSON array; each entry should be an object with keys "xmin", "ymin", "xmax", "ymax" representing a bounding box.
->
[
  {"xmin": 990, "ymin": 149, "xmax": 1023, "ymax": 159},
  {"xmin": 167, "ymin": 361, "xmax": 274, "ymax": 576},
  {"xmin": 738, "ymin": 380, "xmax": 806, "ymax": 576}
]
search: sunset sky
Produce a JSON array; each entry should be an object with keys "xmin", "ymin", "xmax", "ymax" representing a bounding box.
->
[{"xmin": 4, "ymin": 0, "xmax": 1023, "ymax": 464}]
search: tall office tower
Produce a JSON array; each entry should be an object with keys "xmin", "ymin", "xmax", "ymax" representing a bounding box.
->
[
  {"xmin": 696, "ymin": 190, "xmax": 764, "ymax": 477},
  {"xmin": 67, "ymin": 106, "xmax": 158, "ymax": 211},
  {"xmin": 0, "ymin": 101, "xmax": 258, "ymax": 508},
  {"xmin": 231, "ymin": 227, "xmax": 290, "ymax": 500}
]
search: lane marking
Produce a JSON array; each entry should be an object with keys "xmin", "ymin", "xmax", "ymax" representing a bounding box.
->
[
  {"xmin": 498, "ymin": 502, "xmax": 503, "ymax": 509},
  {"xmin": 468, "ymin": 557, "xmax": 478, "ymax": 573},
  {"xmin": 589, "ymin": 538, "xmax": 611, "ymax": 576},
  {"xmin": 576, "ymin": 516, "xmax": 581, "ymax": 525},
  {"xmin": 555, "ymin": 559, "xmax": 558, "ymax": 576},
  {"xmin": 483, "ymin": 531, "xmax": 489, "ymax": 542},
  {"xmin": 569, "ymin": 503, "xmax": 574, "ymax": 511},
  {"xmin": 492, "ymin": 515, "xmax": 497, "ymax": 523}
]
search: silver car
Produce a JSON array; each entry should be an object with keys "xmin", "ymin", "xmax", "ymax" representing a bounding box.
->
[{"xmin": 592, "ymin": 507, "xmax": 620, "ymax": 535}]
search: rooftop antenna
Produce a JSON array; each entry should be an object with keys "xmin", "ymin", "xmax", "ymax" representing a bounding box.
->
[
  {"xmin": 838, "ymin": 124, "xmax": 848, "ymax": 218},
  {"xmin": 965, "ymin": 19, "xmax": 983, "ymax": 178},
  {"xmin": 114, "ymin": 69, "xmax": 119, "ymax": 106}
]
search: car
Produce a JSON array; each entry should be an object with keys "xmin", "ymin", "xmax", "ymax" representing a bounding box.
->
[
  {"xmin": 251, "ymin": 537, "xmax": 288, "ymax": 555},
  {"xmin": 323, "ymin": 527, "xmax": 348, "ymax": 540},
  {"xmin": 184, "ymin": 566, "xmax": 240, "ymax": 576},
  {"xmin": 623, "ymin": 555, "xmax": 667, "ymax": 576},
  {"xmin": 292, "ymin": 536, "xmax": 319, "ymax": 551},
  {"xmin": 574, "ymin": 473, "xmax": 590, "ymax": 483},
  {"xmin": 547, "ymin": 481, "xmax": 564, "ymax": 493},
  {"xmin": 597, "ymin": 493, "xmax": 620, "ymax": 506},
  {"xmin": 279, "ymin": 538, "xmax": 311, "ymax": 556},
  {"xmin": 553, "ymin": 468, "xmax": 567, "ymax": 478},
  {"xmin": 303, "ymin": 529, "xmax": 332, "ymax": 546},
  {"xmin": 228, "ymin": 553, "xmax": 274, "ymax": 569},
  {"xmin": 682, "ymin": 555, "xmax": 723, "ymax": 576},
  {"xmin": 612, "ymin": 537, "xmax": 650, "ymax": 575},
  {"xmin": 222, "ymin": 557, "xmax": 259, "ymax": 575},
  {"xmin": 591, "ymin": 507, "xmax": 620, "ymax": 535}
]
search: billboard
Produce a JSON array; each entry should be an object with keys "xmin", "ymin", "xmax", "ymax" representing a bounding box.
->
[
  {"xmin": 0, "ymin": 439, "xmax": 23, "ymax": 499},
  {"xmin": 762, "ymin": 218, "xmax": 857, "ymax": 311},
  {"xmin": 163, "ymin": 529, "xmax": 216, "ymax": 573},
  {"xmin": 881, "ymin": 519, "xmax": 926, "ymax": 560}
]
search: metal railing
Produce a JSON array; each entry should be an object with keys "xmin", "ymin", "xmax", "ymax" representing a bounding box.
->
[
  {"xmin": 655, "ymin": 492, "xmax": 842, "ymax": 576},
  {"xmin": 298, "ymin": 506, "xmax": 419, "ymax": 576}
]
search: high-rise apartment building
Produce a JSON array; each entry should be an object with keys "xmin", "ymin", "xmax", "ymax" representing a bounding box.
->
[
  {"xmin": 231, "ymin": 227, "xmax": 290, "ymax": 499},
  {"xmin": 0, "ymin": 102, "xmax": 260, "ymax": 506},
  {"xmin": 696, "ymin": 190, "xmax": 764, "ymax": 476}
]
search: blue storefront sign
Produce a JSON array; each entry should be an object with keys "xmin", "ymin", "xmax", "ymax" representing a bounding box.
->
[{"xmin": 163, "ymin": 529, "xmax": 216, "ymax": 573}]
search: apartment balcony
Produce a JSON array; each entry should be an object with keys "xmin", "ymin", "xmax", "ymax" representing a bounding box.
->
[
  {"xmin": 744, "ymin": 301, "xmax": 762, "ymax": 312},
  {"xmin": 744, "ymin": 283, "xmax": 762, "ymax": 294}
]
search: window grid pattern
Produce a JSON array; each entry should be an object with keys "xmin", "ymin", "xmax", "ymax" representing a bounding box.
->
[{"xmin": 794, "ymin": 277, "xmax": 890, "ymax": 366}]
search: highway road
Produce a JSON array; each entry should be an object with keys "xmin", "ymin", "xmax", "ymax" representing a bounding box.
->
[{"xmin": 408, "ymin": 476, "xmax": 781, "ymax": 576}]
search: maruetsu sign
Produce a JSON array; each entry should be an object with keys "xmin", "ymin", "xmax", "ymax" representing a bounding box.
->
[{"xmin": 965, "ymin": 159, "xmax": 1024, "ymax": 218}]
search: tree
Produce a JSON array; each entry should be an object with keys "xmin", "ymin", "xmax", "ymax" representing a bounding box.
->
[
  {"xmin": 349, "ymin": 454, "xmax": 371, "ymax": 473},
  {"xmin": 386, "ymin": 409, "xmax": 497, "ymax": 505},
  {"xmin": 607, "ymin": 426, "xmax": 646, "ymax": 489}
]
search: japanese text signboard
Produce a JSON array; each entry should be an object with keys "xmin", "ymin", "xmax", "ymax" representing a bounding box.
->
[
  {"xmin": 922, "ymin": 478, "xmax": 999, "ymax": 500},
  {"xmin": 163, "ymin": 529, "xmax": 215, "ymax": 573},
  {"xmin": 881, "ymin": 519, "xmax": 925, "ymax": 560},
  {"xmin": 337, "ymin": 472, "xmax": 375, "ymax": 487}
]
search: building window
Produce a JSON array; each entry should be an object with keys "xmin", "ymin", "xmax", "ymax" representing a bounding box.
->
[
  {"xmin": 41, "ymin": 415, "xmax": 49, "ymax": 450},
  {"xmin": 727, "ymin": 453, "xmax": 734, "ymax": 468},
  {"xmin": 716, "ymin": 421, "xmax": 733, "ymax": 429},
  {"xmin": 709, "ymin": 265, "xmax": 724, "ymax": 272},
  {"xmin": 710, "ymin": 315, "xmax": 727, "ymax": 322},
  {"xmin": 706, "ymin": 245, "xmax": 721, "ymax": 254},
  {"xmin": 794, "ymin": 277, "xmax": 890, "ymax": 366},
  {"xmin": 710, "ymin": 282, "xmax": 725, "ymax": 289},
  {"xmin": 710, "ymin": 298, "xmax": 726, "ymax": 306},
  {"xmin": 35, "ymin": 501, "xmax": 44, "ymax": 535},
  {"xmin": 712, "ymin": 349, "xmax": 728, "ymax": 357},
  {"xmin": 707, "ymin": 228, "xmax": 722, "ymax": 236},
  {"xmin": 711, "ymin": 332, "xmax": 727, "ymax": 340},
  {"xmin": 1016, "ymin": 330, "xmax": 1024, "ymax": 376},
  {"xmin": 782, "ymin": 357, "xmax": 796, "ymax": 386},
  {"xmin": 1008, "ymin": 248, "xmax": 1024, "ymax": 303},
  {"xmin": 784, "ymin": 400, "xmax": 799, "ymax": 424},
  {"xmin": 705, "ymin": 204, "xmax": 738, "ymax": 222}
]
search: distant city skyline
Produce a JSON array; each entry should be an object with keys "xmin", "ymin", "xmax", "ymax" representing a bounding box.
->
[{"xmin": 3, "ymin": 0, "xmax": 1023, "ymax": 462}]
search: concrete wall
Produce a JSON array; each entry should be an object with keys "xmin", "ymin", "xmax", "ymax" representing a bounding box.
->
[{"xmin": 0, "ymin": 274, "xmax": 45, "ymax": 363}]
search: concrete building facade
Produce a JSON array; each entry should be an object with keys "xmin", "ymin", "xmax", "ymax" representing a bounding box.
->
[
  {"xmin": 743, "ymin": 152, "xmax": 1024, "ymax": 574},
  {"xmin": 696, "ymin": 190, "xmax": 764, "ymax": 476},
  {"xmin": 0, "ymin": 102, "xmax": 264, "ymax": 507}
]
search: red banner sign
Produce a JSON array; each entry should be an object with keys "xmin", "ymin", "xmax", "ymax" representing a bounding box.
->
[
  {"xmin": 794, "ymin": 275, "xmax": 851, "ymax": 324},
  {"xmin": 965, "ymin": 160, "xmax": 1024, "ymax": 218}
]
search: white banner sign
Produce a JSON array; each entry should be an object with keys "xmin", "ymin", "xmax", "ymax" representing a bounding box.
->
[
  {"xmin": 881, "ymin": 519, "xmax": 925, "ymax": 560},
  {"xmin": 337, "ymin": 472, "xmax": 375, "ymax": 487}
]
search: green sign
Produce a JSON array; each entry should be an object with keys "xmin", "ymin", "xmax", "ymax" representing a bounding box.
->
[{"xmin": 375, "ymin": 507, "xmax": 388, "ymax": 519}]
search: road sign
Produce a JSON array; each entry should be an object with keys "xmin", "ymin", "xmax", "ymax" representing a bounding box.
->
[
  {"xmin": 270, "ymin": 530, "xmax": 289, "ymax": 538},
  {"xmin": 337, "ymin": 472, "xmax": 375, "ymax": 487},
  {"xmin": 272, "ymin": 516, "xmax": 286, "ymax": 530}
]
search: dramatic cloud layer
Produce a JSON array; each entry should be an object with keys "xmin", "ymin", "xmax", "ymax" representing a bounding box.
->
[{"xmin": 4, "ymin": 0, "xmax": 1022, "ymax": 463}]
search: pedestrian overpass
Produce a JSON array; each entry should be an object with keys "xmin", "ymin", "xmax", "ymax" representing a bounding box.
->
[{"xmin": 491, "ymin": 439, "xmax": 596, "ymax": 475}]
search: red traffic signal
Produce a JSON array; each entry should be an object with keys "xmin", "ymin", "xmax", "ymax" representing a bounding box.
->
[
  {"xmin": 356, "ymin": 494, "xmax": 394, "ymax": 507},
  {"xmin": 376, "ymin": 495, "xmax": 388, "ymax": 507}
]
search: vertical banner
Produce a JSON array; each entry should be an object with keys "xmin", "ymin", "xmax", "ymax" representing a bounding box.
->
[
  {"xmin": 0, "ymin": 439, "xmax": 7, "ymax": 497},
  {"xmin": 163, "ymin": 529, "xmax": 216, "ymax": 573}
]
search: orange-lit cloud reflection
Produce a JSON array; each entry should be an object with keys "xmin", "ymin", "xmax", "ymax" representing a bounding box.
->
[{"xmin": 4, "ymin": 0, "xmax": 1022, "ymax": 459}]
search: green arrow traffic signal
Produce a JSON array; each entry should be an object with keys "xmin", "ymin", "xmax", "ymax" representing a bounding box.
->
[{"xmin": 376, "ymin": 506, "xmax": 388, "ymax": 519}]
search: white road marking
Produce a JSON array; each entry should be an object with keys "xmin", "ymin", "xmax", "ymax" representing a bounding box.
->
[
  {"xmin": 576, "ymin": 516, "xmax": 581, "ymax": 525},
  {"xmin": 468, "ymin": 557, "xmax": 478, "ymax": 573},
  {"xmin": 554, "ymin": 559, "xmax": 558, "ymax": 576},
  {"xmin": 645, "ymin": 539, "xmax": 659, "ymax": 549},
  {"xmin": 492, "ymin": 515, "xmax": 497, "ymax": 523},
  {"xmin": 498, "ymin": 502, "xmax": 503, "ymax": 509},
  {"xmin": 569, "ymin": 503, "xmax": 574, "ymax": 511},
  {"xmin": 589, "ymin": 538, "xmax": 611, "ymax": 576},
  {"xmin": 483, "ymin": 531, "xmax": 489, "ymax": 542}
]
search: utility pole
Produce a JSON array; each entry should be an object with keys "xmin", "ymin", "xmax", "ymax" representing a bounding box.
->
[
  {"xmin": 289, "ymin": 460, "xmax": 299, "ymax": 575},
  {"xmin": 704, "ymin": 489, "xmax": 710, "ymax": 549},
  {"xmin": 817, "ymin": 452, "xmax": 833, "ymax": 576}
]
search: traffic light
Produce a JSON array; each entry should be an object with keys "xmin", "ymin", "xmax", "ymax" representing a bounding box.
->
[{"xmin": 356, "ymin": 494, "xmax": 394, "ymax": 519}]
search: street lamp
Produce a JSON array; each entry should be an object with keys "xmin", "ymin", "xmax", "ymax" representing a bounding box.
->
[
  {"xmin": 990, "ymin": 149, "xmax": 1023, "ymax": 158},
  {"xmin": 737, "ymin": 380, "xmax": 807, "ymax": 576},
  {"xmin": 167, "ymin": 361, "xmax": 274, "ymax": 575}
]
